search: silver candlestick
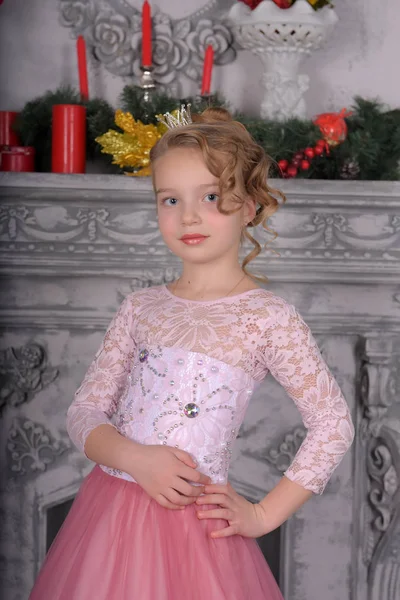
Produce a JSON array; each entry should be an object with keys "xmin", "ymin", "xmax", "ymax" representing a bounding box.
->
[{"xmin": 140, "ymin": 65, "xmax": 156, "ymax": 103}]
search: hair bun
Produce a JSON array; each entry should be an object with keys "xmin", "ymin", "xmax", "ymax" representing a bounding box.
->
[{"xmin": 192, "ymin": 107, "xmax": 233, "ymax": 124}]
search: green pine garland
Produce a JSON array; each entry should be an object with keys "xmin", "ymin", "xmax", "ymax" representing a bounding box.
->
[{"xmin": 13, "ymin": 85, "xmax": 400, "ymax": 180}]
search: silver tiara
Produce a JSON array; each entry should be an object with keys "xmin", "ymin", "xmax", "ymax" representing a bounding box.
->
[{"xmin": 156, "ymin": 104, "xmax": 193, "ymax": 129}]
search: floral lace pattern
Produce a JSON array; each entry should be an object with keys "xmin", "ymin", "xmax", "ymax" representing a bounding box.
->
[{"xmin": 67, "ymin": 285, "xmax": 354, "ymax": 494}]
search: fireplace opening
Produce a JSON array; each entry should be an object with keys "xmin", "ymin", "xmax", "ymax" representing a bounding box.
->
[
  {"xmin": 46, "ymin": 498, "xmax": 74, "ymax": 551},
  {"xmin": 257, "ymin": 528, "xmax": 281, "ymax": 584}
]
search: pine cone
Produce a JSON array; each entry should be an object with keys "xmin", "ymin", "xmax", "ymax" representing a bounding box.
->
[{"xmin": 340, "ymin": 159, "xmax": 360, "ymax": 180}]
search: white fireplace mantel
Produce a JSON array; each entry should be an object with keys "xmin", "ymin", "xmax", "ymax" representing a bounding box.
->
[{"xmin": 0, "ymin": 173, "xmax": 399, "ymax": 600}]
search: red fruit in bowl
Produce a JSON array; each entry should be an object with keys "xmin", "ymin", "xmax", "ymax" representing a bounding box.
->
[
  {"xmin": 272, "ymin": 0, "xmax": 295, "ymax": 8},
  {"xmin": 238, "ymin": 0, "xmax": 264, "ymax": 9}
]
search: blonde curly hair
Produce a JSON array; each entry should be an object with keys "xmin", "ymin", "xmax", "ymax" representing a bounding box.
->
[{"xmin": 150, "ymin": 107, "xmax": 285, "ymax": 281}]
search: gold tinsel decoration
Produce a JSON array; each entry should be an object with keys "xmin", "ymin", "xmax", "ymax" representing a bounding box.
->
[{"xmin": 95, "ymin": 109, "xmax": 166, "ymax": 176}]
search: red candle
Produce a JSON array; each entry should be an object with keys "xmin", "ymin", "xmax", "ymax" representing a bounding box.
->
[
  {"xmin": 1, "ymin": 146, "xmax": 35, "ymax": 172},
  {"xmin": 142, "ymin": 1, "xmax": 152, "ymax": 66},
  {"xmin": 77, "ymin": 35, "xmax": 89, "ymax": 101},
  {"xmin": 201, "ymin": 45, "xmax": 214, "ymax": 95},
  {"xmin": 52, "ymin": 104, "xmax": 86, "ymax": 174},
  {"xmin": 0, "ymin": 111, "xmax": 20, "ymax": 146}
]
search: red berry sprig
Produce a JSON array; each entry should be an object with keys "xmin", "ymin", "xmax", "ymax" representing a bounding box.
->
[{"xmin": 278, "ymin": 139, "xmax": 330, "ymax": 178}]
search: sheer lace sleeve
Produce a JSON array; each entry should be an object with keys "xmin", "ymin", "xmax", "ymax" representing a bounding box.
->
[
  {"xmin": 66, "ymin": 296, "xmax": 135, "ymax": 454},
  {"xmin": 261, "ymin": 301, "xmax": 355, "ymax": 494}
]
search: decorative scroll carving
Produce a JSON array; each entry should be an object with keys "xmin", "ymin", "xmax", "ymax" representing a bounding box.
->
[
  {"xmin": 58, "ymin": 0, "xmax": 236, "ymax": 88},
  {"xmin": 0, "ymin": 344, "xmax": 58, "ymax": 416},
  {"xmin": 6, "ymin": 418, "xmax": 69, "ymax": 478},
  {"xmin": 0, "ymin": 204, "xmax": 161, "ymax": 245},
  {"xmin": 262, "ymin": 426, "xmax": 306, "ymax": 474},
  {"xmin": 358, "ymin": 337, "xmax": 400, "ymax": 600},
  {"xmin": 367, "ymin": 427, "xmax": 400, "ymax": 600},
  {"xmin": 242, "ymin": 425, "xmax": 306, "ymax": 474}
]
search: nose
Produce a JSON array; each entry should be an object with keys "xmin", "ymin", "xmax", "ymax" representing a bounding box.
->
[{"xmin": 181, "ymin": 203, "xmax": 201, "ymax": 226}]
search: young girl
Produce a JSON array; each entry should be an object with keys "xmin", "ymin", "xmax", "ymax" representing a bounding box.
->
[{"xmin": 30, "ymin": 107, "xmax": 354, "ymax": 600}]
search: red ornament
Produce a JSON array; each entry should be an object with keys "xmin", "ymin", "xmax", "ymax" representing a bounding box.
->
[
  {"xmin": 300, "ymin": 160, "xmax": 310, "ymax": 170},
  {"xmin": 293, "ymin": 151, "xmax": 304, "ymax": 161},
  {"xmin": 314, "ymin": 145, "xmax": 324, "ymax": 156},
  {"xmin": 291, "ymin": 158, "xmax": 301, "ymax": 168},
  {"xmin": 304, "ymin": 147, "xmax": 315, "ymax": 159},
  {"xmin": 286, "ymin": 165, "xmax": 298, "ymax": 178},
  {"xmin": 313, "ymin": 108, "xmax": 352, "ymax": 147},
  {"xmin": 278, "ymin": 159, "xmax": 289, "ymax": 171}
]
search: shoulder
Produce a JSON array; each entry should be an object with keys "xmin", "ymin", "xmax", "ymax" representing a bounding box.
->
[
  {"xmin": 242, "ymin": 288, "xmax": 297, "ymax": 320},
  {"xmin": 122, "ymin": 285, "xmax": 168, "ymax": 310}
]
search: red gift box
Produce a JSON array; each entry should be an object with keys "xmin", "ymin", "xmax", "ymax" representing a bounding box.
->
[{"xmin": 1, "ymin": 146, "xmax": 35, "ymax": 172}]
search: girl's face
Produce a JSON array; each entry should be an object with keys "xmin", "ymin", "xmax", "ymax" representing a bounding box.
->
[{"xmin": 153, "ymin": 147, "xmax": 254, "ymax": 266}]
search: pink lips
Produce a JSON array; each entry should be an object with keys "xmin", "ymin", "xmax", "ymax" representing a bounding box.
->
[{"xmin": 180, "ymin": 234, "xmax": 209, "ymax": 245}]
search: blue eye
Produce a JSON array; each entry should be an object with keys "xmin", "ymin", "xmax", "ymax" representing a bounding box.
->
[
  {"xmin": 204, "ymin": 193, "xmax": 219, "ymax": 203},
  {"xmin": 162, "ymin": 197, "xmax": 178, "ymax": 206}
]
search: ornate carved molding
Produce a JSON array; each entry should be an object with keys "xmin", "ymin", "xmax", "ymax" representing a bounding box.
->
[
  {"xmin": 367, "ymin": 427, "xmax": 400, "ymax": 600},
  {"xmin": 0, "ymin": 344, "xmax": 59, "ymax": 416},
  {"xmin": 1, "ymin": 174, "xmax": 399, "ymax": 284},
  {"xmin": 358, "ymin": 337, "xmax": 400, "ymax": 598},
  {"xmin": 242, "ymin": 425, "xmax": 307, "ymax": 474},
  {"xmin": 261, "ymin": 426, "xmax": 306, "ymax": 474},
  {"xmin": 6, "ymin": 418, "xmax": 69, "ymax": 478},
  {"xmin": 58, "ymin": 0, "xmax": 236, "ymax": 89}
]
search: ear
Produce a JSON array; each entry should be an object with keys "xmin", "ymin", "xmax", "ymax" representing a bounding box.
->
[{"xmin": 243, "ymin": 197, "xmax": 257, "ymax": 225}]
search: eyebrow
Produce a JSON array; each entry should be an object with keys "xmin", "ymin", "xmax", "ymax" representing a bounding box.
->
[{"xmin": 155, "ymin": 182, "xmax": 219, "ymax": 194}]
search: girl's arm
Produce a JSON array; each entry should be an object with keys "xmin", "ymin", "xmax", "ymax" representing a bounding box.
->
[
  {"xmin": 67, "ymin": 296, "xmax": 210, "ymax": 509},
  {"xmin": 250, "ymin": 302, "xmax": 355, "ymax": 532},
  {"xmin": 261, "ymin": 301, "xmax": 355, "ymax": 497},
  {"xmin": 196, "ymin": 301, "xmax": 355, "ymax": 538},
  {"xmin": 66, "ymin": 296, "xmax": 136, "ymax": 465}
]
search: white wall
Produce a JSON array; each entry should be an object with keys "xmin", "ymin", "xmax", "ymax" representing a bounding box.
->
[{"xmin": 0, "ymin": 0, "xmax": 399, "ymax": 117}]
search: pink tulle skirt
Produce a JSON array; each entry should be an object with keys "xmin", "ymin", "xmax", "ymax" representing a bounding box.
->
[{"xmin": 30, "ymin": 465, "xmax": 284, "ymax": 600}]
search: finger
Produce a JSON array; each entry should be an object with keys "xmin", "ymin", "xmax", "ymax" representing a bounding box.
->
[
  {"xmin": 173, "ymin": 449, "xmax": 197, "ymax": 469},
  {"xmin": 166, "ymin": 488, "xmax": 197, "ymax": 506},
  {"xmin": 174, "ymin": 479, "xmax": 205, "ymax": 498},
  {"xmin": 197, "ymin": 508, "xmax": 234, "ymax": 521},
  {"xmin": 210, "ymin": 525, "xmax": 237, "ymax": 539},
  {"xmin": 204, "ymin": 484, "xmax": 230, "ymax": 495},
  {"xmin": 156, "ymin": 494, "xmax": 186, "ymax": 510},
  {"xmin": 180, "ymin": 466, "xmax": 211, "ymax": 485},
  {"xmin": 196, "ymin": 494, "xmax": 230, "ymax": 506}
]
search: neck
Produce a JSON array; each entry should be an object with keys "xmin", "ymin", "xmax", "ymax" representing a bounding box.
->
[{"xmin": 176, "ymin": 258, "xmax": 247, "ymax": 299}]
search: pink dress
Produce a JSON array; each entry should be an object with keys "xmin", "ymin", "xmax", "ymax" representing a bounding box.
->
[{"xmin": 30, "ymin": 286, "xmax": 354, "ymax": 600}]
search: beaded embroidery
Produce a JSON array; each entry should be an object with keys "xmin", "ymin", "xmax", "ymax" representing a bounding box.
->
[{"xmin": 67, "ymin": 286, "xmax": 355, "ymax": 494}]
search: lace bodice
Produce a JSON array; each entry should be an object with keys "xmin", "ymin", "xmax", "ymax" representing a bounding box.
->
[{"xmin": 67, "ymin": 285, "xmax": 354, "ymax": 494}]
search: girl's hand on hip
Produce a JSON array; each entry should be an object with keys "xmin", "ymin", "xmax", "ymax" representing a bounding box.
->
[{"xmin": 196, "ymin": 482, "xmax": 269, "ymax": 539}]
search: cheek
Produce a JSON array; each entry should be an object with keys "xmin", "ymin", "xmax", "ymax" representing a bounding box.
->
[
  {"xmin": 209, "ymin": 209, "xmax": 242, "ymax": 238},
  {"xmin": 157, "ymin": 210, "xmax": 178, "ymax": 239}
]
